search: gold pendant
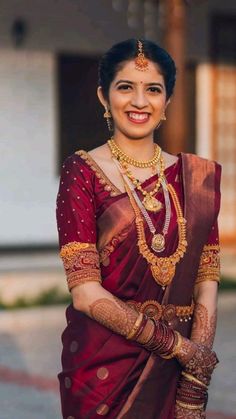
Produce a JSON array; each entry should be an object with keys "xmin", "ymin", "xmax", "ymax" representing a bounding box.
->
[
  {"xmin": 142, "ymin": 195, "xmax": 162, "ymax": 212},
  {"xmin": 151, "ymin": 263, "xmax": 176, "ymax": 287},
  {"xmin": 151, "ymin": 234, "xmax": 165, "ymax": 253}
]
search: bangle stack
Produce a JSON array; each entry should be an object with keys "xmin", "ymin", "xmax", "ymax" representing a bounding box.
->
[
  {"xmin": 176, "ymin": 371, "xmax": 208, "ymax": 411},
  {"xmin": 161, "ymin": 331, "xmax": 183, "ymax": 359},
  {"xmin": 142, "ymin": 319, "xmax": 177, "ymax": 357}
]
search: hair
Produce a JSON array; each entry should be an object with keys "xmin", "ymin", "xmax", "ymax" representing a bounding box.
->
[{"xmin": 98, "ymin": 38, "xmax": 176, "ymax": 101}]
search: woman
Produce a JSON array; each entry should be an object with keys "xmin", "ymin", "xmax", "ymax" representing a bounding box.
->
[{"xmin": 56, "ymin": 39, "xmax": 221, "ymax": 419}]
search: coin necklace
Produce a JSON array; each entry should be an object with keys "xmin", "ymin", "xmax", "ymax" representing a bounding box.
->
[
  {"xmin": 113, "ymin": 158, "xmax": 171, "ymax": 253},
  {"xmin": 108, "ymin": 138, "xmax": 163, "ymax": 212}
]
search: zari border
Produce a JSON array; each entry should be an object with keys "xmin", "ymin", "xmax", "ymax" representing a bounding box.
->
[
  {"xmin": 60, "ymin": 241, "xmax": 102, "ymax": 290},
  {"xmin": 99, "ymin": 226, "xmax": 131, "ymax": 265},
  {"xmin": 195, "ymin": 244, "xmax": 220, "ymax": 284},
  {"xmin": 67, "ymin": 270, "xmax": 102, "ymax": 290},
  {"xmin": 76, "ymin": 150, "xmax": 121, "ymax": 197}
]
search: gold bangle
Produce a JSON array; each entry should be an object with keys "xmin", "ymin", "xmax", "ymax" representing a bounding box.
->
[
  {"xmin": 162, "ymin": 331, "xmax": 183, "ymax": 360},
  {"xmin": 126, "ymin": 313, "xmax": 144, "ymax": 340},
  {"xmin": 138, "ymin": 318, "xmax": 155, "ymax": 344},
  {"xmin": 176, "ymin": 400, "xmax": 205, "ymax": 411},
  {"xmin": 181, "ymin": 371, "xmax": 208, "ymax": 389}
]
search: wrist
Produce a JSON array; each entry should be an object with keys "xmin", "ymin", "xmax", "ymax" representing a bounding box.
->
[{"xmin": 176, "ymin": 373, "xmax": 208, "ymax": 412}]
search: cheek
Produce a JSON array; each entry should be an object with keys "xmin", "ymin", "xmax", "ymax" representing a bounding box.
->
[
  {"xmin": 109, "ymin": 91, "xmax": 129, "ymax": 111},
  {"xmin": 152, "ymin": 97, "xmax": 166, "ymax": 111}
]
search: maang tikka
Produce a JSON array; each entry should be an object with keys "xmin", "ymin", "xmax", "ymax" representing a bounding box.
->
[{"xmin": 135, "ymin": 40, "xmax": 149, "ymax": 71}]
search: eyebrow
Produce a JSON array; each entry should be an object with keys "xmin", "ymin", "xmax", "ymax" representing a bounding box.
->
[{"xmin": 114, "ymin": 79, "xmax": 164, "ymax": 89}]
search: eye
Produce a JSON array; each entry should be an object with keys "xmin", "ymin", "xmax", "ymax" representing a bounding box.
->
[
  {"xmin": 117, "ymin": 84, "xmax": 132, "ymax": 90},
  {"xmin": 148, "ymin": 86, "xmax": 162, "ymax": 93}
]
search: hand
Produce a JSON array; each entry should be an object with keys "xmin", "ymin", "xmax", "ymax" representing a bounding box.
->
[
  {"xmin": 175, "ymin": 403, "xmax": 206, "ymax": 419},
  {"xmin": 177, "ymin": 338, "xmax": 219, "ymax": 385}
]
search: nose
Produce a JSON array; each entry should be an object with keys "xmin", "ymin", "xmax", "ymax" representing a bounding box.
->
[{"xmin": 130, "ymin": 88, "xmax": 149, "ymax": 109}]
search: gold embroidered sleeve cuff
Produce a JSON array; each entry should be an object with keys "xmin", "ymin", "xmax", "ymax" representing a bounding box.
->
[
  {"xmin": 195, "ymin": 244, "xmax": 220, "ymax": 284},
  {"xmin": 60, "ymin": 241, "xmax": 102, "ymax": 290}
]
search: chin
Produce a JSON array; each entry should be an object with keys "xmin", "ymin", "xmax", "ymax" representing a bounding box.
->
[{"xmin": 123, "ymin": 129, "xmax": 154, "ymax": 140}]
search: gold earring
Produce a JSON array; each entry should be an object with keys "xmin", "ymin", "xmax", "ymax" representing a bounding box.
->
[
  {"xmin": 103, "ymin": 105, "xmax": 113, "ymax": 132},
  {"xmin": 155, "ymin": 112, "xmax": 166, "ymax": 130}
]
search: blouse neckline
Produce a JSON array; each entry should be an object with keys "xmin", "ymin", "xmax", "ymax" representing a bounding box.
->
[{"xmin": 76, "ymin": 149, "xmax": 181, "ymax": 197}]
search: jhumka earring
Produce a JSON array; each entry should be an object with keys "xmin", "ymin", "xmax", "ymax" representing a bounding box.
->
[
  {"xmin": 135, "ymin": 40, "xmax": 149, "ymax": 71},
  {"xmin": 161, "ymin": 112, "xmax": 166, "ymax": 121},
  {"xmin": 155, "ymin": 112, "xmax": 167, "ymax": 130},
  {"xmin": 103, "ymin": 105, "xmax": 113, "ymax": 132}
]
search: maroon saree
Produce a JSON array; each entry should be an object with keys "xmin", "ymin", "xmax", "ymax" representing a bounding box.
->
[{"xmin": 56, "ymin": 151, "xmax": 221, "ymax": 419}]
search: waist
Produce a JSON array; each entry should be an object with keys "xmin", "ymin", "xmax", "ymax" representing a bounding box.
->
[{"xmin": 126, "ymin": 299, "xmax": 194, "ymax": 325}]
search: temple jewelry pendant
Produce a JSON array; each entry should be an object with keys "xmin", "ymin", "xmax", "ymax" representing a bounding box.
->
[
  {"xmin": 142, "ymin": 195, "xmax": 162, "ymax": 212},
  {"xmin": 151, "ymin": 233, "xmax": 165, "ymax": 253},
  {"xmin": 151, "ymin": 263, "xmax": 176, "ymax": 287}
]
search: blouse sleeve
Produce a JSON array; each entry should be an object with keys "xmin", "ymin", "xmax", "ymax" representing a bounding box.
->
[
  {"xmin": 195, "ymin": 161, "xmax": 221, "ymax": 285},
  {"xmin": 195, "ymin": 221, "xmax": 220, "ymax": 285},
  {"xmin": 56, "ymin": 154, "xmax": 102, "ymax": 291}
]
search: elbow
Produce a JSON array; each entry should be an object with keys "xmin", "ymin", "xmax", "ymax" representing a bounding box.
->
[
  {"xmin": 71, "ymin": 289, "xmax": 87, "ymax": 312},
  {"xmin": 72, "ymin": 296, "xmax": 82, "ymax": 312},
  {"xmin": 70, "ymin": 281, "xmax": 102, "ymax": 314}
]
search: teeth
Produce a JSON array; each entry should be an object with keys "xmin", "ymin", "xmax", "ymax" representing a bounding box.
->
[{"xmin": 128, "ymin": 112, "xmax": 148, "ymax": 121}]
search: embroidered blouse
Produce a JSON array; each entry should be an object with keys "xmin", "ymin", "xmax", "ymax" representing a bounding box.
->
[{"xmin": 56, "ymin": 152, "xmax": 220, "ymax": 291}]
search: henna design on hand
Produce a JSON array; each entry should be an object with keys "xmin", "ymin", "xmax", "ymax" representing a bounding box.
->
[
  {"xmin": 89, "ymin": 296, "xmax": 139, "ymax": 337},
  {"xmin": 176, "ymin": 338, "xmax": 218, "ymax": 385},
  {"xmin": 175, "ymin": 404, "xmax": 206, "ymax": 418},
  {"xmin": 184, "ymin": 344, "xmax": 218, "ymax": 386},
  {"xmin": 191, "ymin": 303, "xmax": 217, "ymax": 349},
  {"xmin": 177, "ymin": 337, "xmax": 198, "ymax": 365}
]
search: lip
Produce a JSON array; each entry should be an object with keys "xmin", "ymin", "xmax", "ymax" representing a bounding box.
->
[{"xmin": 126, "ymin": 111, "xmax": 150, "ymax": 124}]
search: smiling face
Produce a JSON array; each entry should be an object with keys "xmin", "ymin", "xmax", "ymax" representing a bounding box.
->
[{"xmin": 97, "ymin": 59, "xmax": 169, "ymax": 141}]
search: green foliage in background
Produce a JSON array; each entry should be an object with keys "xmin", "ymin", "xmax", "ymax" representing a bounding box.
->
[
  {"xmin": 0, "ymin": 286, "xmax": 71, "ymax": 310},
  {"xmin": 0, "ymin": 277, "xmax": 235, "ymax": 310}
]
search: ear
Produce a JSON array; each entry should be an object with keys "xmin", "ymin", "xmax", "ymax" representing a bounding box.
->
[
  {"xmin": 165, "ymin": 98, "xmax": 171, "ymax": 110},
  {"xmin": 97, "ymin": 86, "xmax": 108, "ymax": 108}
]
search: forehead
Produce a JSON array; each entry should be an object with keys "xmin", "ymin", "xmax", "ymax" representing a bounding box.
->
[{"xmin": 112, "ymin": 59, "xmax": 164, "ymax": 84}]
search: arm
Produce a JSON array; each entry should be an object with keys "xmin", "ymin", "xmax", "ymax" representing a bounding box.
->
[{"xmin": 175, "ymin": 226, "xmax": 220, "ymax": 418}]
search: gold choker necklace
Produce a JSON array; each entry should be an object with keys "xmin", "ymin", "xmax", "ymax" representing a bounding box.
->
[{"xmin": 108, "ymin": 138, "xmax": 161, "ymax": 168}]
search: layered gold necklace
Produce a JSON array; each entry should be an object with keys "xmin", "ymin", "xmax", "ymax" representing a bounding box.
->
[
  {"xmin": 107, "ymin": 138, "xmax": 188, "ymax": 288},
  {"xmin": 108, "ymin": 137, "xmax": 163, "ymax": 212},
  {"xmin": 125, "ymin": 180, "xmax": 188, "ymax": 288}
]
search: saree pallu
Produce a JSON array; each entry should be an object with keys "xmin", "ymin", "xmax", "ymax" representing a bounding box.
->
[{"xmin": 56, "ymin": 152, "xmax": 221, "ymax": 419}]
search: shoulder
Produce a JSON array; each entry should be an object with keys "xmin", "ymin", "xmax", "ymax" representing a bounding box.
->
[
  {"xmin": 181, "ymin": 152, "xmax": 222, "ymax": 171},
  {"xmin": 181, "ymin": 153, "xmax": 222, "ymax": 191},
  {"xmin": 59, "ymin": 152, "xmax": 96, "ymax": 191},
  {"xmin": 162, "ymin": 150, "xmax": 179, "ymax": 169},
  {"xmin": 87, "ymin": 144, "xmax": 111, "ymax": 163},
  {"xmin": 61, "ymin": 151, "xmax": 94, "ymax": 175}
]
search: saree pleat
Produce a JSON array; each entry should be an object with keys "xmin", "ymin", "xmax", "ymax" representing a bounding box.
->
[{"xmin": 57, "ymin": 152, "xmax": 221, "ymax": 419}]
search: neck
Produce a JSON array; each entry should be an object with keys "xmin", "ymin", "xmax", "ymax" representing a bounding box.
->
[{"xmin": 112, "ymin": 132, "xmax": 156, "ymax": 161}]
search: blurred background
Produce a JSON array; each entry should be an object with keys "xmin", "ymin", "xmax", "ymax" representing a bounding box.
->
[{"xmin": 0, "ymin": 1, "xmax": 235, "ymax": 418}]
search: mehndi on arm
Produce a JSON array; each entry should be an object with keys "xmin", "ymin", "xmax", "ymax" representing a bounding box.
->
[
  {"xmin": 72, "ymin": 282, "xmax": 218, "ymax": 383},
  {"xmin": 175, "ymin": 249, "xmax": 219, "ymax": 418}
]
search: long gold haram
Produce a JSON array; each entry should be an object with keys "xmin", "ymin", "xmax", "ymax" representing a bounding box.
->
[
  {"xmin": 107, "ymin": 138, "xmax": 161, "ymax": 168},
  {"xmin": 125, "ymin": 181, "xmax": 188, "ymax": 288}
]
